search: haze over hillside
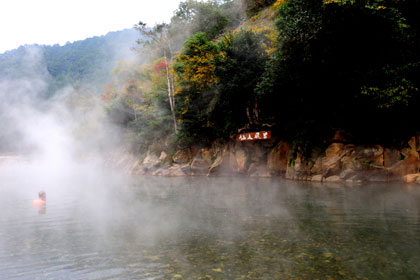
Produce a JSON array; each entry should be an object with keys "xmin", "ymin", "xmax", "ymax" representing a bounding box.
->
[
  {"xmin": 0, "ymin": 28, "xmax": 139, "ymax": 98},
  {"xmin": 0, "ymin": 28, "xmax": 141, "ymax": 153}
]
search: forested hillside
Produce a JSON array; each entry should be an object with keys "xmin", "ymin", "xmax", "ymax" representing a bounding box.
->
[
  {"xmin": 104, "ymin": 0, "xmax": 420, "ymax": 157},
  {"xmin": 0, "ymin": 29, "xmax": 138, "ymax": 97},
  {"xmin": 2, "ymin": 0, "xmax": 419, "ymax": 159}
]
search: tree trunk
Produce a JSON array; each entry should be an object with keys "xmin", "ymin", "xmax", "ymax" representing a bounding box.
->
[
  {"xmin": 163, "ymin": 48, "xmax": 177, "ymax": 133},
  {"xmin": 168, "ymin": 41, "xmax": 176, "ymax": 109},
  {"xmin": 246, "ymin": 95, "xmax": 260, "ymax": 126}
]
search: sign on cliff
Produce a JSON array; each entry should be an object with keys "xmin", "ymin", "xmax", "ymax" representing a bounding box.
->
[{"xmin": 237, "ymin": 131, "xmax": 271, "ymax": 141}]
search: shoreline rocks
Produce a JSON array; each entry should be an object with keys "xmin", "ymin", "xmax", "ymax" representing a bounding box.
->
[{"xmin": 106, "ymin": 135, "xmax": 420, "ymax": 184}]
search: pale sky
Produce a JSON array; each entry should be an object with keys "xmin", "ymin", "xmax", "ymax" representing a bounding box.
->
[{"xmin": 0, "ymin": 0, "xmax": 183, "ymax": 54}]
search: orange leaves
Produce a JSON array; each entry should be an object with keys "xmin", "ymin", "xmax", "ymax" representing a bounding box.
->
[{"xmin": 273, "ymin": 0, "xmax": 288, "ymax": 8}]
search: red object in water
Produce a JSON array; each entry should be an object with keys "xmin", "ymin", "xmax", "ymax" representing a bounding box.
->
[{"xmin": 237, "ymin": 131, "xmax": 271, "ymax": 141}]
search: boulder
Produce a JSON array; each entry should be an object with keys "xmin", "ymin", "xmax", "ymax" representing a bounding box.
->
[
  {"xmin": 325, "ymin": 143, "xmax": 344, "ymax": 159},
  {"xmin": 363, "ymin": 168, "xmax": 391, "ymax": 182},
  {"xmin": 208, "ymin": 154, "xmax": 222, "ymax": 176},
  {"xmin": 168, "ymin": 165, "xmax": 188, "ymax": 176},
  {"xmin": 208, "ymin": 145, "xmax": 233, "ymax": 176},
  {"xmin": 248, "ymin": 163, "xmax": 271, "ymax": 177},
  {"xmin": 234, "ymin": 148, "xmax": 248, "ymax": 173},
  {"xmin": 355, "ymin": 145, "xmax": 384, "ymax": 167},
  {"xmin": 339, "ymin": 145, "xmax": 384, "ymax": 172},
  {"xmin": 310, "ymin": 157, "xmax": 323, "ymax": 175},
  {"xmin": 190, "ymin": 158, "xmax": 210, "ymax": 175},
  {"xmin": 226, "ymin": 145, "xmax": 239, "ymax": 172},
  {"xmin": 152, "ymin": 164, "xmax": 186, "ymax": 177},
  {"xmin": 200, "ymin": 149, "xmax": 213, "ymax": 165},
  {"xmin": 172, "ymin": 149, "xmax": 192, "ymax": 164},
  {"xmin": 311, "ymin": 174, "xmax": 323, "ymax": 182},
  {"xmin": 342, "ymin": 150, "xmax": 361, "ymax": 170},
  {"xmin": 324, "ymin": 175, "xmax": 342, "ymax": 183},
  {"xmin": 285, "ymin": 154, "xmax": 310, "ymax": 180},
  {"xmin": 400, "ymin": 147, "xmax": 418, "ymax": 159},
  {"xmin": 403, "ymin": 173, "xmax": 420, "ymax": 183},
  {"xmin": 339, "ymin": 168, "xmax": 357, "ymax": 180},
  {"xmin": 267, "ymin": 141, "xmax": 290, "ymax": 175},
  {"xmin": 407, "ymin": 134, "xmax": 420, "ymax": 152},
  {"xmin": 408, "ymin": 136, "xmax": 417, "ymax": 152},
  {"xmin": 384, "ymin": 148, "xmax": 401, "ymax": 168},
  {"xmin": 389, "ymin": 155, "xmax": 419, "ymax": 176},
  {"xmin": 322, "ymin": 143, "xmax": 354, "ymax": 177},
  {"xmin": 345, "ymin": 177, "xmax": 363, "ymax": 184},
  {"xmin": 416, "ymin": 134, "xmax": 420, "ymax": 152},
  {"xmin": 112, "ymin": 152, "xmax": 142, "ymax": 174},
  {"xmin": 247, "ymin": 143, "xmax": 266, "ymax": 163},
  {"xmin": 159, "ymin": 151, "xmax": 169, "ymax": 162},
  {"xmin": 141, "ymin": 152, "xmax": 161, "ymax": 173}
]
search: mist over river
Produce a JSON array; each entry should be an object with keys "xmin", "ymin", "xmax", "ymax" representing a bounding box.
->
[{"xmin": 1, "ymin": 165, "xmax": 420, "ymax": 279}]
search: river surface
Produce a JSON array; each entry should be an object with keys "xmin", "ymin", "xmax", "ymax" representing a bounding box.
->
[{"xmin": 0, "ymin": 167, "xmax": 420, "ymax": 279}]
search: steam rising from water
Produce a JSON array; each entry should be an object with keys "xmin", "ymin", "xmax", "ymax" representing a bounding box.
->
[
  {"xmin": 0, "ymin": 44, "xmax": 129, "ymax": 205},
  {"xmin": 1, "ymin": 34, "xmax": 420, "ymax": 279}
]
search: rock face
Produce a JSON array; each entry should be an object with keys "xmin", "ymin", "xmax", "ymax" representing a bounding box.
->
[
  {"xmin": 190, "ymin": 148, "xmax": 213, "ymax": 175},
  {"xmin": 403, "ymin": 173, "xmax": 420, "ymax": 183},
  {"xmin": 267, "ymin": 141, "xmax": 290, "ymax": 175},
  {"xmin": 283, "ymin": 136, "xmax": 420, "ymax": 183},
  {"xmin": 106, "ymin": 149, "xmax": 142, "ymax": 174},
  {"xmin": 172, "ymin": 149, "xmax": 192, "ymax": 165},
  {"xmin": 140, "ymin": 152, "xmax": 161, "ymax": 173},
  {"xmin": 107, "ymin": 135, "xmax": 420, "ymax": 183}
]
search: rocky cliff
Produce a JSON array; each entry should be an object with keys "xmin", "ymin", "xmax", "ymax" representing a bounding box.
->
[{"xmin": 107, "ymin": 134, "xmax": 420, "ymax": 184}]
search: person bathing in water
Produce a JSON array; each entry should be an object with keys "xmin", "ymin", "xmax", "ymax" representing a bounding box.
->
[{"xmin": 32, "ymin": 191, "xmax": 46, "ymax": 206}]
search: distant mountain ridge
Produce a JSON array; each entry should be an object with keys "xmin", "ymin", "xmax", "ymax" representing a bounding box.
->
[{"xmin": 0, "ymin": 29, "xmax": 139, "ymax": 97}]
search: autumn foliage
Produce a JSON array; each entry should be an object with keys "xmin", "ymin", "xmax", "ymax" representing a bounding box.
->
[{"xmin": 104, "ymin": 0, "xmax": 420, "ymax": 154}]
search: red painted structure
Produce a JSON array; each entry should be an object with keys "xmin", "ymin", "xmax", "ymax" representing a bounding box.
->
[{"xmin": 237, "ymin": 131, "xmax": 271, "ymax": 141}]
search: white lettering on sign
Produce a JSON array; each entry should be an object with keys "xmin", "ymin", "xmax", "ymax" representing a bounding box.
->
[{"xmin": 236, "ymin": 131, "xmax": 271, "ymax": 141}]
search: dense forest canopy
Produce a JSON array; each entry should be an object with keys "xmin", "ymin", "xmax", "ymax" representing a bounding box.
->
[{"xmin": 104, "ymin": 0, "xmax": 420, "ymax": 156}]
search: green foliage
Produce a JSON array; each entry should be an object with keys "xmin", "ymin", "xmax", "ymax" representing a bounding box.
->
[
  {"xmin": 25, "ymin": 0, "xmax": 418, "ymax": 155},
  {"xmin": 361, "ymin": 64, "xmax": 420, "ymax": 109},
  {"xmin": 173, "ymin": 33, "xmax": 222, "ymax": 144},
  {"xmin": 174, "ymin": 32, "xmax": 221, "ymax": 91},
  {"xmin": 255, "ymin": 0, "xmax": 420, "ymax": 152},
  {"xmin": 211, "ymin": 30, "xmax": 268, "ymax": 135},
  {"xmin": 174, "ymin": 30, "xmax": 268, "ymax": 144},
  {"xmin": 241, "ymin": 0, "xmax": 277, "ymax": 16},
  {"xmin": 104, "ymin": 59, "xmax": 177, "ymax": 153},
  {"xmin": 0, "ymin": 29, "xmax": 137, "ymax": 98},
  {"xmin": 170, "ymin": 0, "xmax": 240, "ymax": 44}
]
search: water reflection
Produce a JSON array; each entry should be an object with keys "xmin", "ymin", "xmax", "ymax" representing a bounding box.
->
[
  {"xmin": 34, "ymin": 205, "xmax": 46, "ymax": 215},
  {"xmin": 0, "ymin": 176, "xmax": 419, "ymax": 279}
]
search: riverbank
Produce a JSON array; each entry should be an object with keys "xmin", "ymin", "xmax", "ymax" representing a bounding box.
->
[
  {"xmin": 0, "ymin": 154, "xmax": 30, "ymax": 165},
  {"xmin": 106, "ymin": 133, "xmax": 420, "ymax": 184}
]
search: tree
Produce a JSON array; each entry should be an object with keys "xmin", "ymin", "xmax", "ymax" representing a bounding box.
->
[
  {"xmin": 135, "ymin": 21, "xmax": 178, "ymax": 132},
  {"xmin": 241, "ymin": 0, "xmax": 277, "ymax": 16},
  {"xmin": 170, "ymin": 0, "xmax": 231, "ymax": 41},
  {"xmin": 211, "ymin": 30, "xmax": 268, "ymax": 134},
  {"xmin": 174, "ymin": 30, "xmax": 268, "ymax": 142},
  {"xmin": 256, "ymin": 0, "xmax": 420, "ymax": 149},
  {"xmin": 174, "ymin": 32, "xmax": 221, "ymax": 91},
  {"xmin": 174, "ymin": 32, "xmax": 222, "ymax": 143}
]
